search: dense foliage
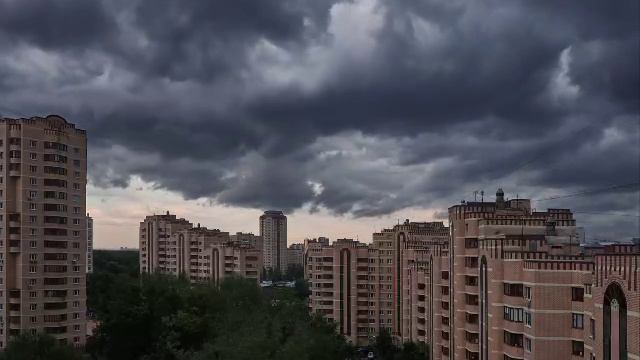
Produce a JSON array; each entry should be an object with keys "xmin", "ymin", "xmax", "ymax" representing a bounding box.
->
[
  {"xmin": 1, "ymin": 250, "xmax": 429, "ymax": 359},
  {"xmin": 0, "ymin": 333, "xmax": 84, "ymax": 360}
]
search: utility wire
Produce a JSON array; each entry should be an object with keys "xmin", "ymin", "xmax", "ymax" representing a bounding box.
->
[
  {"xmin": 573, "ymin": 211, "xmax": 640, "ymax": 218},
  {"xmin": 460, "ymin": 122, "xmax": 604, "ymax": 202},
  {"xmin": 533, "ymin": 182, "xmax": 640, "ymax": 202}
]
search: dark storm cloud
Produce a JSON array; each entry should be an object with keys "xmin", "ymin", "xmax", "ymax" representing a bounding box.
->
[
  {"xmin": 0, "ymin": 0, "xmax": 638, "ymax": 240},
  {"xmin": 0, "ymin": 0, "xmax": 114, "ymax": 49}
]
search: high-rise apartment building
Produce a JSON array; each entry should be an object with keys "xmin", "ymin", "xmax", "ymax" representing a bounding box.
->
[
  {"xmin": 307, "ymin": 190, "xmax": 639, "ymax": 360},
  {"xmin": 139, "ymin": 213, "xmax": 262, "ymax": 283},
  {"xmin": 306, "ymin": 221, "xmax": 449, "ymax": 345},
  {"xmin": 139, "ymin": 212, "xmax": 192, "ymax": 274},
  {"xmin": 86, "ymin": 213, "xmax": 93, "ymax": 274},
  {"xmin": 259, "ymin": 210, "xmax": 287, "ymax": 272},
  {"xmin": 0, "ymin": 115, "xmax": 88, "ymax": 348}
]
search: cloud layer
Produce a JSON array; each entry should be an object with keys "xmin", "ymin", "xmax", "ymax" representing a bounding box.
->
[{"xmin": 1, "ymin": 0, "xmax": 638, "ymax": 240}]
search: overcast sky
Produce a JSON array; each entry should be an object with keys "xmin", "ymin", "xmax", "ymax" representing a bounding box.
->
[{"xmin": 1, "ymin": 0, "xmax": 638, "ymax": 248}]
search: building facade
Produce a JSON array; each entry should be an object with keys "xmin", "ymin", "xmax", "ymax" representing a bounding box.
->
[
  {"xmin": 306, "ymin": 221, "xmax": 449, "ymax": 345},
  {"xmin": 286, "ymin": 243, "xmax": 305, "ymax": 268},
  {"xmin": 306, "ymin": 190, "xmax": 639, "ymax": 360},
  {"xmin": 86, "ymin": 213, "xmax": 93, "ymax": 274},
  {"xmin": 0, "ymin": 115, "xmax": 88, "ymax": 348},
  {"xmin": 259, "ymin": 210, "xmax": 287, "ymax": 272},
  {"xmin": 139, "ymin": 213, "xmax": 262, "ymax": 283},
  {"xmin": 230, "ymin": 232, "xmax": 262, "ymax": 250},
  {"xmin": 139, "ymin": 212, "xmax": 192, "ymax": 274}
]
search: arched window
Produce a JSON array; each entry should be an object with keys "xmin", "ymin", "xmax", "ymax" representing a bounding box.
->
[{"xmin": 603, "ymin": 282, "xmax": 627, "ymax": 360}]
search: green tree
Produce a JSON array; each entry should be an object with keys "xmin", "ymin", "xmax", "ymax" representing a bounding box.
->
[{"xmin": 0, "ymin": 333, "xmax": 83, "ymax": 360}]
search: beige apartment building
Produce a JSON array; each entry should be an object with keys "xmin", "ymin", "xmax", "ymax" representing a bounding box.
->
[
  {"xmin": 139, "ymin": 213, "xmax": 262, "ymax": 283},
  {"xmin": 0, "ymin": 115, "xmax": 88, "ymax": 348},
  {"xmin": 286, "ymin": 243, "xmax": 305, "ymax": 268},
  {"xmin": 305, "ymin": 221, "xmax": 449, "ymax": 345},
  {"xmin": 260, "ymin": 210, "xmax": 287, "ymax": 272},
  {"xmin": 306, "ymin": 189, "xmax": 639, "ymax": 360},
  {"xmin": 230, "ymin": 232, "xmax": 262, "ymax": 249}
]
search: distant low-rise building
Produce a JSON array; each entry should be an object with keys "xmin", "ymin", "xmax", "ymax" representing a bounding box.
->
[{"xmin": 230, "ymin": 232, "xmax": 262, "ymax": 249}]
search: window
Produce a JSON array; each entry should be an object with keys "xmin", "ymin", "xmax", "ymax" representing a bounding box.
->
[
  {"xmin": 524, "ymin": 311, "xmax": 532, "ymax": 326},
  {"xmin": 74, "ymin": 171, "xmax": 80, "ymax": 178},
  {"xmin": 29, "ymin": 304, "xmax": 37, "ymax": 311},
  {"xmin": 590, "ymin": 318, "xmax": 595, "ymax": 338},
  {"xmin": 29, "ymin": 291, "xmax": 37, "ymax": 298},
  {"xmin": 73, "ymin": 219, "xmax": 80, "ymax": 225},
  {"xmin": 524, "ymin": 337, "xmax": 532, "ymax": 352},
  {"xmin": 524, "ymin": 286, "xmax": 532, "ymax": 300},
  {"xmin": 504, "ymin": 283, "xmax": 523, "ymax": 297},
  {"xmin": 29, "ymin": 266, "xmax": 37, "ymax": 273},
  {"xmin": 572, "ymin": 287, "xmax": 584, "ymax": 302},
  {"xmin": 73, "ymin": 159, "xmax": 80, "ymax": 167},
  {"xmin": 73, "ymin": 183, "xmax": 80, "ymax": 190},
  {"xmin": 30, "ymin": 140, "xmax": 37, "ymax": 147},
  {"xmin": 30, "ymin": 177, "xmax": 37, "ymax": 185},
  {"xmin": 29, "ymin": 241, "xmax": 37, "ymax": 248},
  {"xmin": 30, "ymin": 316, "xmax": 37, "ymax": 323},
  {"xmin": 572, "ymin": 313, "xmax": 584, "ymax": 329},
  {"xmin": 30, "ymin": 165, "xmax": 37, "ymax": 173},
  {"xmin": 504, "ymin": 306, "xmax": 524, "ymax": 322},
  {"xmin": 572, "ymin": 341, "xmax": 584, "ymax": 356},
  {"xmin": 29, "ymin": 254, "xmax": 37, "ymax": 261},
  {"xmin": 29, "ymin": 203, "xmax": 37, "ymax": 211},
  {"xmin": 30, "ymin": 153, "xmax": 37, "ymax": 160},
  {"xmin": 29, "ymin": 191, "xmax": 37, "ymax": 198},
  {"xmin": 29, "ymin": 216, "xmax": 37, "ymax": 223}
]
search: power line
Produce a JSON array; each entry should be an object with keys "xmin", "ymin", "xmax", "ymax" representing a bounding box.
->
[
  {"xmin": 459, "ymin": 122, "xmax": 605, "ymax": 202},
  {"xmin": 573, "ymin": 211, "xmax": 640, "ymax": 218},
  {"xmin": 533, "ymin": 182, "xmax": 640, "ymax": 202}
]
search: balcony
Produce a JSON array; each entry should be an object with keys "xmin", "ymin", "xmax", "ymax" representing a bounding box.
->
[
  {"xmin": 8, "ymin": 289, "xmax": 21, "ymax": 304},
  {"xmin": 9, "ymin": 240, "xmax": 20, "ymax": 253},
  {"xmin": 8, "ymin": 213, "xmax": 20, "ymax": 227}
]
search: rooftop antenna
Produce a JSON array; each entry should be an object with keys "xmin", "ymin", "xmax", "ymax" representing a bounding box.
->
[{"xmin": 481, "ymin": 190, "xmax": 484, "ymax": 202}]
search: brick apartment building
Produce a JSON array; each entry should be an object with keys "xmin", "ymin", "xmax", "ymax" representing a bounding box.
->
[
  {"xmin": 139, "ymin": 213, "xmax": 261, "ymax": 283},
  {"xmin": 0, "ymin": 115, "xmax": 88, "ymax": 348},
  {"xmin": 306, "ymin": 189, "xmax": 639, "ymax": 360}
]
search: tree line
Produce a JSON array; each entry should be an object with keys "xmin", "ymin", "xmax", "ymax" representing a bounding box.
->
[{"xmin": 1, "ymin": 250, "xmax": 428, "ymax": 360}]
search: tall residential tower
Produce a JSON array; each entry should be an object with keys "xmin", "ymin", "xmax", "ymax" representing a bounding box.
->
[
  {"xmin": 259, "ymin": 210, "xmax": 287, "ymax": 272},
  {"xmin": 0, "ymin": 115, "xmax": 88, "ymax": 348}
]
